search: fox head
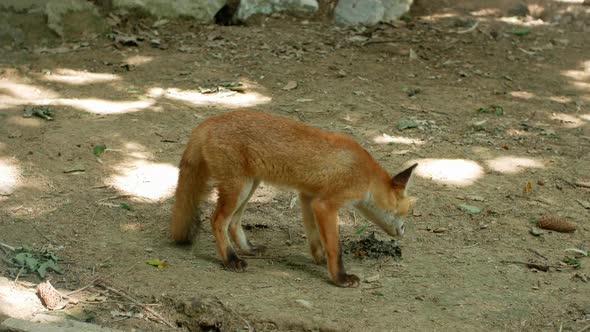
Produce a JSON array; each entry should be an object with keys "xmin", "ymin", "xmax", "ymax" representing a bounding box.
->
[{"xmin": 355, "ymin": 163, "xmax": 418, "ymax": 237}]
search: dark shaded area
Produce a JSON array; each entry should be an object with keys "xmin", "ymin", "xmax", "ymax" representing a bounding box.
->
[{"xmin": 344, "ymin": 232, "xmax": 402, "ymax": 259}]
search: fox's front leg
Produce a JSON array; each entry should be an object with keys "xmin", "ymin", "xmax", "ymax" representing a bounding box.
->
[{"xmin": 311, "ymin": 199, "xmax": 360, "ymax": 288}]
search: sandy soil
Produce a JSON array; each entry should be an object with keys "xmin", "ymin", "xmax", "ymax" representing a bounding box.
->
[{"xmin": 1, "ymin": 1, "xmax": 589, "ymax": 331}]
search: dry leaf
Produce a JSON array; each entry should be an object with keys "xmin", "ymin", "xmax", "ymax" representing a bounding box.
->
[{"xmin": 524, "ymin": 181, "xmax": 532, "ymax": 193}]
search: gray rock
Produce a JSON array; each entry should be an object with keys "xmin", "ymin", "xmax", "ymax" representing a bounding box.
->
[
  {"xmin": 236, "ymin": 0, "xmax": 319, "ymax": 21},
  {"xmin": 335, "ymin": 0, "xmax": 413, "ymax": 26},
  {"xmin": 507, "ymin": 2, "xmax": 529, "ymax": 17},
  {"xmin": 335, "ymin": 0, "xmax": 384, "ymax": 26},
  {"xmin": 0, "ymin": 0, "xmax": 104, "ymax": 38},
  {"xmin": 112, "ymin": 0, "xmax": 226, "ymax": 23},
  {"xmin": 382, "ymin": 0, "xmax": 413, "ymax": 22}
]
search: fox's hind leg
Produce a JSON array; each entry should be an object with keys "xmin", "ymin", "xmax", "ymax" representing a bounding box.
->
[
  {"xmin": 228, "ymin": 179, "xmax": 265, "ymax": 256},
  {"xmin": 299, "ymin": 193, "xmax": 325, "ymax": 264},
  {"xmin": 211, "ymin": 180, "xmax": 252, "ymax": 272}
]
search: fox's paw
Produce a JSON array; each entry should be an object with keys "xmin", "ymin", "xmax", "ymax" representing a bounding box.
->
[
  {"xmin": 225, "ymin": 248, "xmax": 248, "ymax": 272},
  {"xmin": 311, "ymin": 247, "xmax": 326, "ymax": 265},
  {"xmin": 335, "ymin": 274, "xmax": 360, "ymax": 288}
]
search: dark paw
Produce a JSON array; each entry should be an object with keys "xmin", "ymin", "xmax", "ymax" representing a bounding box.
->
[
  {"xmin": 311, "ymin": 248, "xmax": 326, "ymax": 265},
  {"xmin": 335, "ymin": 274, "xmax": 360, "ymax": 288},
  {"xmin": 225, "ymin": 248, "xmax": 248, "ymax": 272}
]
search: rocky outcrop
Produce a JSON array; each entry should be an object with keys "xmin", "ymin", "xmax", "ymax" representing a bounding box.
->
[
  {"xmin": 335, "ymin": 0, "xmax": 413, "ymax": 25},
  {"xmin": 0, "ymin": 0, "xmax": 105, "ymax": 41},
  {"xmin": 236, "ymin": 0, "xmax": 319, "ymax": 21}
]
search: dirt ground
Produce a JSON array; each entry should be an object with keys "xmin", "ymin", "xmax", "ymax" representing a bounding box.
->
[{"xmin": 1, "ymin": 1, "xmax": 590, "ymax": 331}]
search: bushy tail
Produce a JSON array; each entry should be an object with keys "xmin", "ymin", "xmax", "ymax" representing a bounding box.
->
[{"xmin": 170, "ymin": 142, "xmax": 209, "ymax": 244}]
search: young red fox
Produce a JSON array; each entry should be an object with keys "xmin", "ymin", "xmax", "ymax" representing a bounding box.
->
[{"xmin": 171, "ymin": 110, "xmax": 417, "ymax": 287}]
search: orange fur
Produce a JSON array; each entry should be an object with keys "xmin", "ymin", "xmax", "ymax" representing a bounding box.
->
[{"xmin": 170, "ymin": 110, "xmax": 417, "ymax": 287}]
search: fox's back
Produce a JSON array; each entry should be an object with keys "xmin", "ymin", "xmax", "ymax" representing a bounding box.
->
[{"xmin": 195, "ymin": 110, "xmax": 381, "ymax": 196}]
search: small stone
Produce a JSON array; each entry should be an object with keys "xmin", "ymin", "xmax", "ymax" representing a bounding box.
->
[
  {"xmin": 409, "ymin": 48, "xmax": 418, "ymax": 60},
  {"xmin": 63, "ymin": 163, "xmax": 85, "ymax": 174},
  {"xmin": 282, "ymin": 80, "xmax": 298, "ymax": 91},
  {"xmin": 150, "ymin": 39, "xmax": 161, "ymax": 47},
  {"xmin": 432, "ymin": 227, "xmax": 448, "ymax": 233},
  {"xmin": 295, "ymin": 299, "xmax": 313, "ymax": 309},
  {"xmin": 365, "ymin": 275, "xmax": 380, "ymax": 283},
  {"xmin": 145, "ymin": 248, "xmax": 153, "ymax": 252}
]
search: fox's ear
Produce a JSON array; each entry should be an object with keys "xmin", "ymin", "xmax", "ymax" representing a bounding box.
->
[{"xmin": 391, "ymin": 163, "xmax": 418, "ymax": 191}]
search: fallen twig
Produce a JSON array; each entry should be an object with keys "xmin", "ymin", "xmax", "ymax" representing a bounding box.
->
[
  {"xmin": 558, "ymin": 177, "xmax": 577, "ymax": 188},
  {"xmin": 96, "ymin": 195, "xmax": 132, "ymax": 204},
  {"xmin": 577, "ymin": 323, "xmax": 590, "ymax": 332},
  {"xmin": 500, "ymin": 260, "xmax": 560, "ymax": 272},
  {"xmin": 95, "ymin": 280, "xmax": 175, "ymax": 328},
  {"xmin": 529, "ymin": 249, "xmax": 548, "ymax": 260},
  {"xmin": 455, "ymin": 21, "xmax": 480, "ymax": 34},
  {"xmin": 66, "ymin": 277, "xmax": 101, "ymax": 296},
  {"xmin": 0, "ymin": 241, "xmax": 16, "ymax": 251},
  {"xmin": 14, "ymin": 266, "xmax": 24, "ymax": 284},
  {"xmin": 33, "ymin": 224, "xmax": 54, "ymax": 244}
]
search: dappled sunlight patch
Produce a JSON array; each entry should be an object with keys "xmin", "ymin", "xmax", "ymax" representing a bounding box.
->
[
  {"xmin": 39, "ymin": 68, "xmax": 121, "ymax": 85},
  {"xmin": 548, "ymin": 95, "xmax": 573, "ymax": 103},
  {"xmin": 121, "ymin": 222, "xmax": 145, "ymax": 232},
  {"xmin": 0, "ymin": 158, "xmax": 21, "ymax": 197},
  {"xmin": 498, "ymin": 16, "xmax": 548, "ymax": 26},
  {"xmin": 122, "ymin": 142, "xmax": 154, "ymax": 159},
  {"xmin": 510, "ymin": 91, "xmax": 536, "ymax": 99},
  {"xmin": 7, "ymin": 115, "xmax": 42, "ymax": 128},
  {"xmin": 410, "ymin": 159, "xmax": 484, "ymax": 187},
  {"xmin": 150, "ymin": 87, "xmax": 271, "ymax": 108},
  {"xmin": 562, "ymin": 60, "xmax": 590, "ymax": 81},
  {"xmin": 0, "ymin": 281, "xmax": 46, "ymax": 319},
  {"xmin": 124, "ymin": 55, "xmax": 153, "ymax": 66},
  {"xmin": 0, "ymin": 80, "xmax": 58, "ymax": 100},
  {"xmin": 580, "ymin": 114, "xmax": 590, "ymax": 121},
  {"xmin": 373, "ymin": 133, "xmax": 425, "ymax": 145},
  {"xmin": 109, "ymin": 160, "xmax": 178, "ymax": 201},
  {"xmin": 471, "ymin": 8, "xmax": 501, "ymax": 16},
  {"xmin": 563, "ymin": 60, "xmax": 590, "ymax": 92},
  {"xmin": 421, "ymin": 13, "xmax": 458, "ymax": 21},
  {"xmin": 572, "ymin": 81, "xmax": 590, "ymax": 91},
  {"xmin": 0, "ymin": 79, "xmax": 58, "ymax": 109},
  {"xmin": 550, "ymin": 112, "xmax": 585, "ymax": 128},
  {"xmin": 486, "ymin": 156, "xmax": 544, "ymax": 174},
  {"xmin": 56, "ymin": 98, "xmax": 155, "ymax": 114}
]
